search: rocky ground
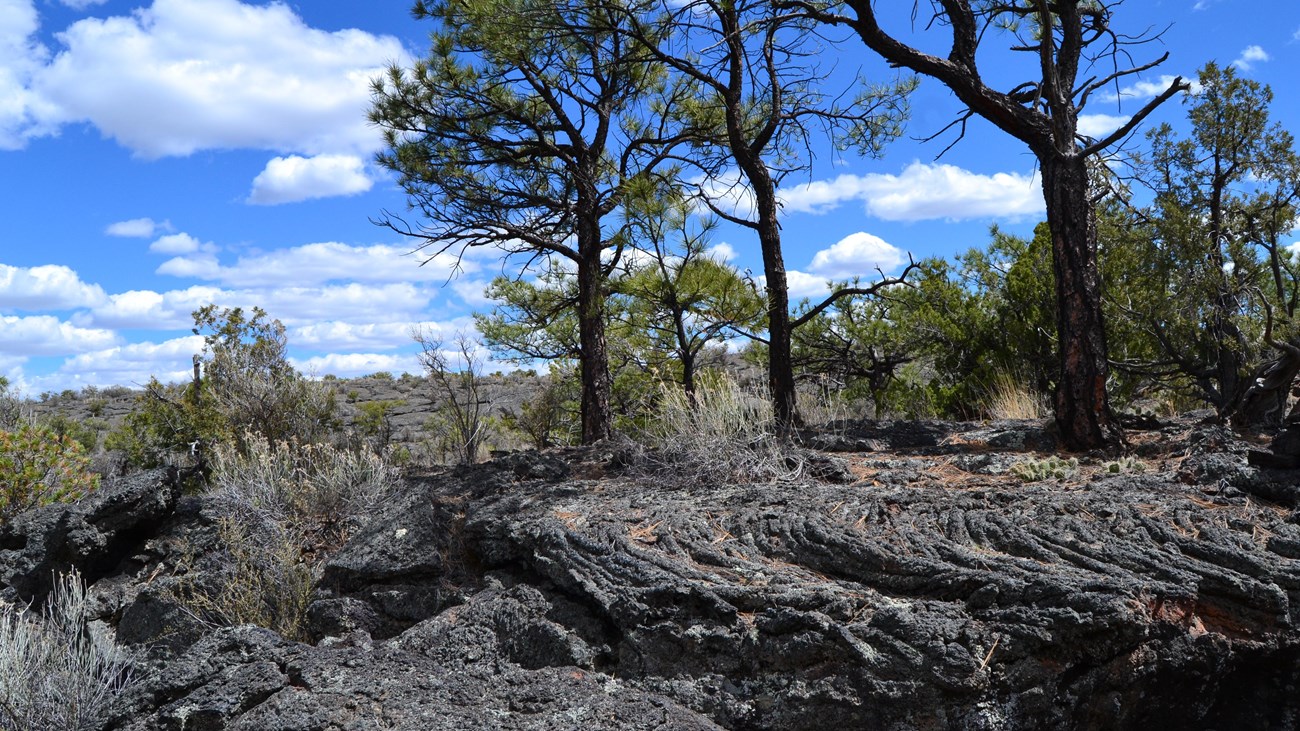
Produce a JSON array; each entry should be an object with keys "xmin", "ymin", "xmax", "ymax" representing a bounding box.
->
[{"xmin": 4, "ymin": 415, "xmax": 1300, "ymax": 730}]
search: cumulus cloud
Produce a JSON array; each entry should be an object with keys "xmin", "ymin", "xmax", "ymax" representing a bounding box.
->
[
  {"xmin": 29, "ymin": 0, "xmax": 406, "ymax": 157},
  {"xmin": 701, "ymin": 162, "xmax": 1045, "ymax": 223},
  {"xmin": 781, "ymin": 162, "xmax": 1044, "ymax": 222},
  {"xmin": 783, "ymin": 270, "xmax": 832, "ymax": 300},
  {"xmin": 290, "ymin": 352, "xmax": 422, "ymax": 379},
  {"xmin": 81, "ymin": 287, "xmax": 215, "ymax": 330},
  {"xmin": 149, "ymin": 232, "xmax": 213, "ymax": 255},
  {"xmin": 808, "ymin": 232, "xmax": 906, "ymax": 280},
  {"xmin": 0, "ymin": 0, "xmax": 58, "ymax": 148},
  {"xmin": 86, "ymin": 282, "xmax": 437, "ymax": 330},
  {"xmin": 706, "ymin": 242, "xmax": 738, "ymax": 262},
  {"xmin": 0, "ymin": 263, "xmax": 106, "ymax": 310},
  {"xmin": 52, "ymin": 335, "xmax": 205, "ymax": 388},
  {"xmin": 247, "ymin": 154, "xmax": 373, "ymax": 205},
  {"xmin": 153, "ymin": 242, "xmax": 467, "ymax": 287},
  {"xmin": 1232, "ymin": 45, "xmax": 1269, "ymax": 71},
  {"xmin": 105, "ymin": 217, "xmax": 172, "ymax": 238},
  {"xmin": 449, "ymin": 279, "xmax": 496, "ymax": 309},
  {"xmin": 1077, "ymin": 114, "xmax": 1130, "ymax": 138},
  {"xmin": 0, "ymin": 314, "xmax": 118, "ymax": 355},
  {"xmin": 290, "ymin": 319, "xmax": 475, "ymax": 353}
]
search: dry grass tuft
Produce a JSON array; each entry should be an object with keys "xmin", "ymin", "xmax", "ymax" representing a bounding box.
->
[
  {"xmin": 984, "ymin": 373, "xmax": 1048, "ymax": 420},
  {"xmin": 633, "ymin": 374, "xmax": 806, "ymax": 486},
  {"xmin": 173, "ymin": 515, "xmax": 316, "ymax": 642}
]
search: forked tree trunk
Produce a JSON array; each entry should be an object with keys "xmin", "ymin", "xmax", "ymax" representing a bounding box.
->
[
  {"xmin": 1041, "ymin": 154, "xmax": 1120, "ymax": 450},
  {"xmin": 1233, "ymin": 346, "xmax": 1300, "ymax": 429}
]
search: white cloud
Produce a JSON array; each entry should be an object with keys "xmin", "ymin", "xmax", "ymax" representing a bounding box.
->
[
  {"xmin": 247, "ymin": 154, "xmax": 373, "ymax": 205},
  {"xmin": 290, "ymin": 319, "xmax": 474, "ymax": 352},
  {"xmin": 706, "ymin": 242, "xmax": 737, "ymax": 262},
  {"xmin": 0, "ymin": 314, "xmax": 118, "ymax": 355},
  {"xmin": 59, "ymin": 0, "xmax": 109, "ymax": 9},
  {"xmin": 0, "ymin": 0, "xmax": 58, "ymax": 148},
  {"xmin": 1232, "ymin": 45, "xmax": 1269, "ymax": 71},
  {"xmin": 1101, "ymin": 74, "xmax": 1202, "ymax": 102},
  {"xmin": 155, "ymin": 253, "xmax": 220, "ymax": 279},
  {"xmin": 29, "ymin": 0, "xmax": 406, "ymax": 157},
  {"xmin": 783, "ymin": 270, "xmax": 831, "ymax": 300},
  {"xmin": 0, "ymin": 263, "xmax": 106, "ymax": 310},
  {"xmin": 86, "ymin": 282, "xmax": 437, "ymax": 330},
  {"xmin": 290, "ymin": 352, "xmax": 422, "ymax": 379},
  {"xmin": 450, "ymin": 279, "xmax": 496, "ymax": 309},
  {"xmin": 702, "ymin": 162, "xmax": 1045, "ymax": 223},
  {"xmin": 106, "ymin": 217, "xmax": 171, "ymax": 238},
  {"xmin": 52, "ymin": 335, "xmax": 205, "ymax": 388},
  {"xmin": 153, "ymin": 242, "xmax": 468, "ymax": 287},
  {"xmin": 1077, "ymin": 114, "xmax": 1130, "ymax": 138},
  {"xmin": 150, "ymin": 232, "xmax": 212, "ymax": 254},
  {"xmin": 82, "ymin": 287, "xmax": 214, "ymax": 330},
  {"xmin": 808, "ymin": 232, "xmax": 906, "ymax": 280},
  {"xmin": 782, "ymin": 162, "xmax": 1044, "ymax": 222}
]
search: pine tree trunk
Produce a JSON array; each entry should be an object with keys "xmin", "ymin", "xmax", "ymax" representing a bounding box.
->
[
  {"xmin": 1041, "ymin": 155, "xmax": 1121, "ymax": 450},
  {"xmin": 755, "ymin": 189, "xmax": 799, "ymax": 433},
  {"xmin": 576, "ymin": 220, "xmax": 612, "ymax": 444}
]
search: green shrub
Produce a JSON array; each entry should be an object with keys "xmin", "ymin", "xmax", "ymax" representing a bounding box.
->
[
  {"xmin": 107, "ymin": 305, "xmax": 338, "ymax": 472},
  {"xmin": 0, "ymin": 425, "xmax": 99, "ymax": 523},
  {"xmin": 103, "ymin": 376, "xmax": 225, "ymax": 471},
  {"xmin": 193, "ymin": 305, "xmax": 338, "ymax": 450},
  {"xmin": 504, "ymin": 375, "xmax": 573, "ymax": 450},
  {"xmin": 36, "ymin": 413, "xmax": 105, "ymax": 455},
  {"xmin": 0, "ymin": 569, "xmax": 135, "ymax": 730},
  {"xmin": 354, "ymin": 399, "xmax": 406, "ymax": 453},
  {"xmin": 0, "ymin": 376, "xmax": 27, "ymax": 431}
]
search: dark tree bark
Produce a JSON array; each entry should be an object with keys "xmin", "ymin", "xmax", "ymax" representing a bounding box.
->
[
  {"xmin": 744, "ymin": 158, "xmax": 799, "ymax": 430},
  {"xmin": 1040, "ymin": 155, "xmax": 1113, "ymax": 448},
  {"xmin": 576, "ymin": 205, "xmax": 614, "ymax": 442},
  {"xmin": 802, "ymin": 0, "xmax": 1188, "ymax": 449}
]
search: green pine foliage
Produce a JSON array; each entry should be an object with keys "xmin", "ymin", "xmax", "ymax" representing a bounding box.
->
[{"xmin": 0, "ymin": 425, "xmax": 99, "ymax": 524}]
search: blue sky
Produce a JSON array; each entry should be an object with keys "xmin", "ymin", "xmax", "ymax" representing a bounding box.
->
[{"xmin": 1, "ymin": 0, "xmax": 1296, "ymax": 393}]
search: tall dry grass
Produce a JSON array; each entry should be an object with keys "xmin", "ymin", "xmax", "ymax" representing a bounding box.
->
[
  {"xmin": 984, "ymin": 373, "xmax": 1048, "ymax": 420},
  {"xmin": 636, "ymin": 374, "xmax": 806, "ymax": 486}
]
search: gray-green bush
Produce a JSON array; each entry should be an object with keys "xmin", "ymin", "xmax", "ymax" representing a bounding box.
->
[{"xmin": 0, "ymin": 570, "xmax": 134, "ymax": 730}]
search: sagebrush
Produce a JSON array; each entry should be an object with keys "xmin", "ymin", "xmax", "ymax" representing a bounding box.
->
[
  {"xmin": 636, "ymin": 374, "xmax": 806, "ymax": 486},
  {"xmin": 0, "ymin": 569, "xmax": 134, "ymax": 730}
]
